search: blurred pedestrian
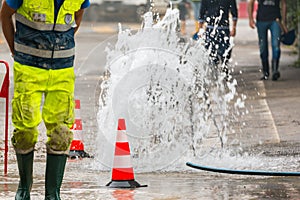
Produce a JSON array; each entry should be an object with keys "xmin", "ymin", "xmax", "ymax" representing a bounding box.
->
[
  {"xmin": 248, "ymin": 0, "xmax": 288, "ymax": 81},
  {"xmin": 190, "ymin": 0, "xmax": 202, "ymax": 32},
  {"xmin": 0, "ymin": 0, "xmax": 89, "ymax": 199},
  {"xmin": 178, "ymin": 0, "xmax": 191, "ymax": 35},
  {"xmin": 197, "ymin": 0, "xmax": 238, "ymax": 72}
]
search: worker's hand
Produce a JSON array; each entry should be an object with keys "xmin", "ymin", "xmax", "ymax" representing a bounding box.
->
[
  {"xmin": 230, "ymin": 27, "xmax": 236, "ymax": 37},
  {"xmin": 282, "ymin": 24, "xmax": 288, "ymax": 34},
  {"xmin": 249, "ymin": 18, "xmax": 256, "ymax": 29}
]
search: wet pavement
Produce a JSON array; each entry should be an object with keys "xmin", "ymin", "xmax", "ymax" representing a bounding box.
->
[{"xmin": 1, "ymin": 16, "xmax": 300, "ymax": 199}]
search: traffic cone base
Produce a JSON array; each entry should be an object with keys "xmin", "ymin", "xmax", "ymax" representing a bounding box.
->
[
  {"xmin": 69, "ymin": 150, "xmax": 92, "ymax": 159},
  {"xmin": 106, "ymin": 180, "xmax": 146, "ymax": 188}
]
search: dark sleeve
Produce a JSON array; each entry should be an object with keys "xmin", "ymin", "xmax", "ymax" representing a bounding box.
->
[
  {"xmin": 198, "ymin": 0, "xmax": 206, "ymax": 22},
  {"xmin": 81, "ymin": 0, "xmax": 90, "ymax": 9},
  {"xmin": 5, "ymin": 0, "xmax": 23, "ymax": 10},
  {"xmin": 230, "ymin": 0, "xmax": 238, "ymax": 21}
]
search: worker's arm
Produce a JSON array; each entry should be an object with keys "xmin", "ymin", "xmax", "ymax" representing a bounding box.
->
[
  {"xmin": 248, "ymin": 0, "xmax": 256, "ymax": 29},
  {"xmin": 230, "ymin": 0, "xmax": 238, "ymax": 37},
  {"xmin": 231, "ymin": 20, "xmax": 237, "ymax": 37},
  {"xmin": 74, "ymin": 9, "xmax": 85, "ymax": 34},
  {"xmin": 0, "ymin": 1, "xmax": 16, "ymax": 55}
]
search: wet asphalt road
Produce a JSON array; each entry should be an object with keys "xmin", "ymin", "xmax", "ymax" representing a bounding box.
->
[{"xmin": 0, "ymin": 18, "xmax": 300, "ymax": 199}]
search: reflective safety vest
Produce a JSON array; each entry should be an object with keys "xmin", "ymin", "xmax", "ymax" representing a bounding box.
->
[{"xmin": 14, "ymin": 0, "xmax": 84, "ymax": 69}]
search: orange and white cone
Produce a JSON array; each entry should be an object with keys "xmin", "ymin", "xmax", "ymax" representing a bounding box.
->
[
  {"xmin": 106, "ymin": 118, "xmax": 147, "ymax": 188},
  {"xmin": 69, "ymin": 99, "xmax": 91, "ymax": 159}
]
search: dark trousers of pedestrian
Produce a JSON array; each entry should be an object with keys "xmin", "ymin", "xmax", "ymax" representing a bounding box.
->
[{"xmin": 256, "ymin": 20, "xmax": 281, "ymax": 80}]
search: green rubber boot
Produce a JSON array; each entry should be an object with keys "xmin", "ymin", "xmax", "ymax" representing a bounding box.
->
[
  {"xmin": 15, "ymin": 151, "xmax": 34, "ymax": 200},
  {"xmin": 45, "ymin": 154, "xmax": 67, "ymax": 200}
]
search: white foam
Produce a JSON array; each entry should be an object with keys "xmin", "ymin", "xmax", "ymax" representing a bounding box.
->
[{"xmin": 95, "ymin": 8, "xmax": 246, "ymax": 172}]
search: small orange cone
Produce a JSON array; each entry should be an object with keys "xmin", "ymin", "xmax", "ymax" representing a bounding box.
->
[
  {"xmin": 106, "ymin": 119, "xmax": 147, "ymax": 188},
  {"xmin": 69, "ymin": 99, "xmax": 91, "ymax": 159}
]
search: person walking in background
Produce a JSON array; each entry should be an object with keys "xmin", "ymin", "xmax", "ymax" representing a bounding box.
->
[
  {"xmin": 0, "ymin": 0, "xmax": 89, "ymax": 199},
  {"xmin": 178, "ymin": 0, "xmax": 192, "ymax": 35},
  {"xmin": 197, "ymin": 0, "xmax": 238, "ymax": 74},
  {"xmin": 190, "ymin": 0, "xmax": 202, "ymax": 32},
  {"xmin": 248, "ymin": 0, "xmax": 288, "ymax": 81}
]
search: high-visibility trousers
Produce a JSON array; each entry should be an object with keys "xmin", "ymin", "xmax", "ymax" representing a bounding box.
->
[{"xmin": 11, "ymin": 62, "xmax": 75, "ymax": 154}]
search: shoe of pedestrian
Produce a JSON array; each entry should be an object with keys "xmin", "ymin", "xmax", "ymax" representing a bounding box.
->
[
  {"xmin": 260, "ymin": 74, "xmax": 269, "ymax": 80},
  {"xmin": 272, "ymin": 59, "xmax": 280, "ymax": 81},
  {"xmin": 260, "ymin": 60, "xmax": 269, "ymax": 80},
  {"xmin": 272, "ymin": 72, "xmax": 280, "ymax": 81}
]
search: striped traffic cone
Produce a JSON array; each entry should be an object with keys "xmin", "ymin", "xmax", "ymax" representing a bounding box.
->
[
  {"xmin": 69, "ymin": 99, "xmax": 91, "ymax": 159},
  {"xmin": 106, "ymin": 119, "xmax": 147, "ymax": 188}
]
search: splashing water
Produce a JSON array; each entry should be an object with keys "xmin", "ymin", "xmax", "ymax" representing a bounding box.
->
[{"xmin": 94, "ymin": 8, "xmax": 245, "ymax": 172}]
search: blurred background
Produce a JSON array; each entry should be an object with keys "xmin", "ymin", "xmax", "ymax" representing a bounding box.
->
[
  {"xmin": 83, "ymin": 0, "xmax": 170, "ymax": 22},
  {"xmin": 80, "ymin": 0, "xmax": 300, "ymax": 62}
]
